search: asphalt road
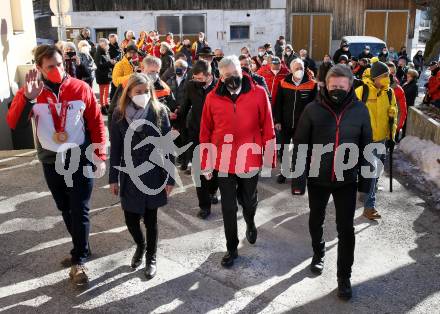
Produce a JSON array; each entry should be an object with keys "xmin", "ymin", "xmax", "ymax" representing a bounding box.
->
[{"xmin": 0, "ymin": 148, "xmax": 439, "ymax": 313}]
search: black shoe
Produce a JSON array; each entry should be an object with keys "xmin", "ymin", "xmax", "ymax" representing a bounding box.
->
[
  {"xmin": 144, "ymin": 254, "xmax": 157, "ymax": 279},
  {"xmin": 101, "ymin": 106, "xmax": 108, "ymax": 115},
  {"xmin": 246, "ymin": 222, "xmax": 257, "ymax": 245},
  {"xmin": 337, "ymin": 278, "xmax": 352, "ymax": 300},
  {"xmin": 211, "ymin": 194, "xmax": 219, "ymax": 204},
  {"xmin": 310, "ymin": 254, "xmax": 324, "ymax": 275},
  {"xmin": 131, "ymin": 244, "xmax": 146, "ymax": 269},
  {"xmin": 197, "ymin": 208, "xmax": 211, "ymax": 219},
  {"xmin": 221, "ymin": 250, "xmax": 238, "ymax": 268},
  {"xmin": 277, "ymin": 174, "xmax": 286, "ymax": 184}
]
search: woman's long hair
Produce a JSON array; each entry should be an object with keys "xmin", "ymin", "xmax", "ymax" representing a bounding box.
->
[{"xmin": 118, "ymin": 73, "xmax": 163, "ymax": 127}]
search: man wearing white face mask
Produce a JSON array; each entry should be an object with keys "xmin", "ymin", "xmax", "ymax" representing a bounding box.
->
[
  {"xmin": 274, "ymin": 58, "xmax": 317, "ymax": 184},
  {"xmin": 141, "ymin": 56, "xmax": 177, "ymax": 122}
]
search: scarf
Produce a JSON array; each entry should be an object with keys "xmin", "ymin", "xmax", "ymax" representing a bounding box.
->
[{"xmin": 125, "ymin": 101, "xmax": 150, "ymax": 132}]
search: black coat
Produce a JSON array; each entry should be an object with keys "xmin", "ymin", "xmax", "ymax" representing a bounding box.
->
[
  {"xmin": 94, "ymin": 47, "xmax": 113, "ymax": 85},
  {"xmin": 160, "ymin": 51, "xmax": 174, "ymax": 76},
  {"xmin": 283, "ymin": 52, "xmax": 298, "ymax": 68},
  {"xmin": 333, "ymin": 48, "xmax": 351, "ymax": 64},
  {"xmin": 317, "ymin": 62, "xmax": 333, "ymax": 83},
  {"xmin": 291, "ymin": 89, "xmax": 373, "ymax": 192},
  {"xmin": 402, "ymin": 79, "xmax": 418, "ymax": 107},
  {"xmin": 242, "ymin": 67, "xmax": 270, "ymax": 96},
  {"xmin": 109, "ymin": 105, "xmax": 175, "ymax": 214},
  {"xmin": 274, "ymin": 73, "xmax": 317, "ymax": 132},
  {"xmin": 166, "ymin": 74, "xmax": 187, "ymax": 129},
  {"xmin": 109, "ymin": 43, "xmax": 122, "ymax": 61},
  {"xmin": 181, "ymin": 78, "xmax": 217, "ymax": 140},
  {"xmin": 303, "ymin": 57, "xmax": 317, "ymax": 76}
]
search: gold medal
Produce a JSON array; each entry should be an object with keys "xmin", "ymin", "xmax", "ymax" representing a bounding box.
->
[{"xmin": 53, "ymin": 131, "xmax": 68, "ymax": 143}]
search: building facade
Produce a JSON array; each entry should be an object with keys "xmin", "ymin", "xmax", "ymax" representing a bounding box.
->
[
  {"xmin": 60, "ymin": 0, "xmax": 418, "ymax": 58},
  {"xmin": 1, "ymin": 0, "xmax": 37, "ymax": 150}
]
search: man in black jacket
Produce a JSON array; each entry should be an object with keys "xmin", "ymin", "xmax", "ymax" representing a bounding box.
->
[
  {"xmin": 274, "ymin": 58, "xmax": 317, "ymax": 184},
  {"xmin": 291, "ymin": 64, "xmax": 373, "ymax": 300},
  {"xmin": 333, "ymin": 42, "xmax": 351, "ymax": 64},
  {"xmin": 238, "ymin": 54, "xmax": 270, "ymax": 96},
  {"xmin": 180, "ymin": 60, "xmax": 219, "ymax": 219}
]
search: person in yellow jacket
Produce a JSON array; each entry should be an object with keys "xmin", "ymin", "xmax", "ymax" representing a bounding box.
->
[
  {"xmin": 112, "ymin": 44, "xmax": 138, "ymax": 88},
  {"xmin": 355, "ymin": 61, "xmax": 398, "ymax": 220}
]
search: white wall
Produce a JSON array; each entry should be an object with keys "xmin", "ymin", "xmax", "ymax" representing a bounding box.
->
[
  {"xmin": 69, "ymin": 9, "xmax": 285, "ymax": 56},
  {"xmin": 0, "ymin": 0, "xmax": 37, "ymax": 150}
]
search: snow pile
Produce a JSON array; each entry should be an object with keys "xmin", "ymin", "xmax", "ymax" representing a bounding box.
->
[{"xmin": 398, "ymin": 136, "xmax": 440, "ymax": 188}]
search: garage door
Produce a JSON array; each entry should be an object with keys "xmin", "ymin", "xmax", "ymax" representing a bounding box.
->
[
  {"xmin": 364, "ymin": 11, "xmax": 408, "ymax": 50},
  {"xmin": 291, "ymin": 14, "xmax": 331, "ymax": 60}
]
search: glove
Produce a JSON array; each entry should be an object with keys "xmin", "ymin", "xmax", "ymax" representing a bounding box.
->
[{"xmin": 388, "ymin": 107, "xmax": 397, "ymax": 118}]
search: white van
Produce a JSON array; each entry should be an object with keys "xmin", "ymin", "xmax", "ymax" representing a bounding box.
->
[{"xmin": 341, "ymin": 36, "xmax": 387, "ymax": 58}]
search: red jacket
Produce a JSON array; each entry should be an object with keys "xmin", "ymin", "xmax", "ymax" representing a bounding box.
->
[
  {"xmin": 392, "ymin": 83, "xmax": 407, "ymax": 132},
  {"xmin": 199, "ymin": 74, "xmax": 276, "ymax": 174},
  {"xmin": 257, "ymin": 65, "xmax": 289, "ymax": 106},
  {"xmin": 7, "ymin": 76, "xmax": 106, "ymax": 161},
  {"xmin": 428, "ymin": 69, "xmax": 440, "ymax": 101}
]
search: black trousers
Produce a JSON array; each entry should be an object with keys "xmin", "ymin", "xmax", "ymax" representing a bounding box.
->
[
  {"xmin": 124, "ymin": 208, "xmax": 158, "ymax": 256},
  {"xmin": 307, "ymin": 182, "xmax": 357, "ymax": 279},
  {"xmin": 196, "ymin": 171, "xmax": 219, "ymax": 210},
  {"xmin": 217, "ymin": 171, "xmax": 259, "ymax": 252},
  {"xmin": 42, "ymin": 162, "xmax": 93, "ymax": 265},
  {"xmin": 279, "ymin": 127, "xmax": 294, "ymax": 172}
]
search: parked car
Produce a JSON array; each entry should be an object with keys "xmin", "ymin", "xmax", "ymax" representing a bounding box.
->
[{"xmin": 341, "ymin": 36, "xmax": 387, "ymax": 58}]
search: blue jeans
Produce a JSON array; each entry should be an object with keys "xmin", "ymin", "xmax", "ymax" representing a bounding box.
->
[
  {"xmin": 364, "ymin": 141, "xmax": 386, "ymax": 209},
  {"xmin": 42, "ymin": 160, "xmax": 94, "ymax": 265}
]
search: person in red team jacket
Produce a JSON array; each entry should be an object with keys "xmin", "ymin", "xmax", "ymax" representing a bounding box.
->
[
  {"xmin": 6, "ymin": 45, "xmax": 106, "ymax": 286},
  {"xmin": 199, "ymin": 55, "xmax": 276, "ymax": 268}
]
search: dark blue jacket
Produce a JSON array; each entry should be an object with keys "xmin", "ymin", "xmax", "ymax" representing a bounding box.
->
[{"xmin": 109, "ymin": 105, "xmax": 175, "ymax": 214}]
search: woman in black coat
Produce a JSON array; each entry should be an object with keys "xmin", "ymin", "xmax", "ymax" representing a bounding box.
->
[
  {"xmin": 94, "ymin": 39, "xmax": 115, "ymax": 114},
  {"xmin": 109, "ymin": 73, "xmax": 175, "ymax": 279}
]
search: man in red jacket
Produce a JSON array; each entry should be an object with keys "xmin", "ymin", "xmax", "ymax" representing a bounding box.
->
[
  {"xmin": 199, "ymin": 55, "xmax": 276, "ymax": 268},
  {"xmin": 257, "ymin": 56, "xmax": 289, "ymax": 106},
  {"xmin": 7, "ymin": 45, "xmax": 106, "ymax": 285}
]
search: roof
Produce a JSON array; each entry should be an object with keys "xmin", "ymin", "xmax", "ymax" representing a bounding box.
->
[{"xmin": 341, "ymin": 36, "xmax": 386, "ymax": 44}]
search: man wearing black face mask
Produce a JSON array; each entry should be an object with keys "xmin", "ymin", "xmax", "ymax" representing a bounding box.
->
[
  {"xmin": 180, "ymin": 60, "xmax": 219, "ymax": 218},
  {"xmin": 290, "ymin": 64, "xmax": 372, "ymax": 300},
  {"xmin": 238, "ymin": 54, "xmax": 269, "ymax": 96},
  {"xmin": 199, "ymin": 55, "xmax": 276, "ymax": 268}
]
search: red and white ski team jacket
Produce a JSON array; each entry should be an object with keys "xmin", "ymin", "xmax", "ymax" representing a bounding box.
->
[{"xmin": 7, "ymin": 76, "xmax": 106, "ymax": 162}]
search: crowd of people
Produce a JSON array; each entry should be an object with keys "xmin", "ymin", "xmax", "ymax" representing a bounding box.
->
[{"xmin": 6, "ymin": 27, "xmax": 440, "ymax": 301}]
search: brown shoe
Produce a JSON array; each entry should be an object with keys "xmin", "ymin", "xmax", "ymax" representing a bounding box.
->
[
  {"xmin": 363, "ymin": 208, "xmax": 382, "ymax": 220},
  {"xmin": 61, "ymin": 256, "xmax": 72, "ymax": 268},
  {"xmin": 69, "ymin": 265, "xmax": 89, "ymax": 286}
]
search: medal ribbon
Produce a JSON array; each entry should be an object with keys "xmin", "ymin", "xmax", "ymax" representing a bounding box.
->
[{"xmin": 48, "ymin": 99, "xmax": 68, "ymax": 133}]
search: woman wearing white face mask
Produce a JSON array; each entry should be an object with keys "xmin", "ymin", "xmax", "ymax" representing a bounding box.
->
[
  {"xmin": 77, "ymin": 40, "xmax": 97, "ymax": 87},
  {"xmin": 109, "ymin": 73, "xmax": 175, "ymax": 279}
]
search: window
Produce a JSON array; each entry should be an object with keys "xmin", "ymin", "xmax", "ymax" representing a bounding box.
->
[
  {"xmin": 156, "ymin": 14, "xmax": 205, "ymax": 42},
  {"xmin": 95, "ymin": 28, "xmax": 117, "ymax": 40},
  {"xmin": 230, "ymin": 25, "xmax": 250, "ymax": 41},
  {"xmin": 156, "ymin": 16, "xmax": 180, "ymax": 35},
  {"xmin": 182, "ymin": 15, "xmax": 205, "ymax": 35}
]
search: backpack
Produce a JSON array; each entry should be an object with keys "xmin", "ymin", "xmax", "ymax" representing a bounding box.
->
[{"xmin": 360, "ymin": 81, "xmax": 393, "ymax": 105}]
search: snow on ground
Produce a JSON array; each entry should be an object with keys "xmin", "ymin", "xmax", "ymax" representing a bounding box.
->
[{"xmin": 398, "ymin": 136, "xmax": 440, "ymax": 189}]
